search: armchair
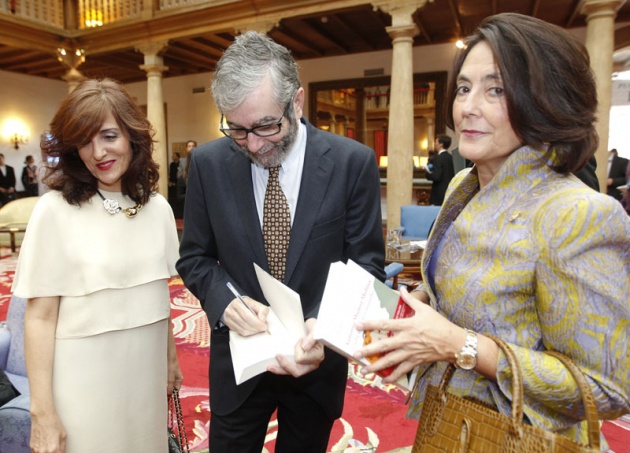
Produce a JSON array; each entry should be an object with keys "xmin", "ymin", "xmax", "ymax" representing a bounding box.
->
[
  {"xmin": 398, "ymin": 205, "xmax": 441, "ymax": 241},
  {"xmin": 385, "ymin": 262, "xmax": 404, "ymax": 289},
  {"xmin": 0, "ymin": 295, "xmax": 30, "ymax": 453},
  {"xmin": 0, "ymin": 197, "xmax": 38, "ymax": 249}
]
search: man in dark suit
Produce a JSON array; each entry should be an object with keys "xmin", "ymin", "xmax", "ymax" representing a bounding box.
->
[
  {"xmin": 0, "ymin": 153, "xmax": 17, "ymax": 206},
  {"xmin": 425, "ymin": 135, "xmax": 455, "ymax": 205},
  {"xmin": 176, "ymin": 32, "xmax": 385, "ymax": 453},
  {"xmin": 607, "ymin": 148, "xmax": 629, "ymax": 200}
]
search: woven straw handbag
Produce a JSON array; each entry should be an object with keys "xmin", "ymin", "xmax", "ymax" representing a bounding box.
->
[{"xmin": 412, "ymin": 335, "xmax": 600, "ymax": 452}]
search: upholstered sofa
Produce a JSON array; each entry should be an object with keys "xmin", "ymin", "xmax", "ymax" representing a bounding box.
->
[
  {"xmin": 0, "ymin": 296, "xmax": 30, "ymax": 452},
  {"xmin": 0, "ymin": 197, "xmax": 38, "ymax": 249}
]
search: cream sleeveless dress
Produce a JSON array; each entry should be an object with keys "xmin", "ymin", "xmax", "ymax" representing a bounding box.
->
[{"xmin": 12, "ymin": 190, "xmax": 179, "ymax": 452}]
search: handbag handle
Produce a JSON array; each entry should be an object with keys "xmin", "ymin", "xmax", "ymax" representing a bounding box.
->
[{"xmin": 436, "ymin": 334, "xmax": 600, "ymax": 449}]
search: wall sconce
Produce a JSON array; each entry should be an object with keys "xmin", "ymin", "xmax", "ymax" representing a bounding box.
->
[
  {"xmin": 2, "ymin": 119, "xmax": 29, "ymax": 150},
  {"xmin": 10, "ymin": 133, "xmax": 28, "ymax": 149},
  {"xmin": 379, "ymin": 156, "xmax": 388, "ymax": 167}
]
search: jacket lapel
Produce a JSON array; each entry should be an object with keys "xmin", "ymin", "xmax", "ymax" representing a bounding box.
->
[{"xmin": 284, "ymin": 121, "xmax": 334, "ymax": 283}]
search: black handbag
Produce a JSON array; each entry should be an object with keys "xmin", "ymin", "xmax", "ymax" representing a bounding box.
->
[{"xmin": 168, "ymin": 388, "xmax": 189, "ymax": 453}]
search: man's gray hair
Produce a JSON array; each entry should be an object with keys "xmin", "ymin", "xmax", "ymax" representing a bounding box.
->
[{"xmin": 211, "ymin": 31, "xmax": 301, "ymax": 114}]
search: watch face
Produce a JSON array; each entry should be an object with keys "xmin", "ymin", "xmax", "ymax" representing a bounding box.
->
[{"xmin": 457, "ymin": 353, "xmax": 476, "ymax": 370}]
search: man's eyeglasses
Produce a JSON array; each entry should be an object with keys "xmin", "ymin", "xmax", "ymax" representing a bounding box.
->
[{"xmin": 219, "ymin": 103, "xmax": 290, "ymax": 140}]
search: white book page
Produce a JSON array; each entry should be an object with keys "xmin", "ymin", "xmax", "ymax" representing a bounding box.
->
[{"xmin": 228, "ymin": 264, "xmax": 306, "ymax": 385}]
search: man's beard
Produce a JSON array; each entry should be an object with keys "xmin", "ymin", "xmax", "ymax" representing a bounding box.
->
[{"xmin": 237, "ymin": 119, "xmax": 298, "ymax": 168}]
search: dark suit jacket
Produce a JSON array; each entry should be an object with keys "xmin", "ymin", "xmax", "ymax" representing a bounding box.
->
[
  {"xmin": 426, "ymin": 150, "xmax": 454, "ymax": 205},
  {"xmin": 169, "ymin": 161, "xmax": 179, "ymax": 186},
  {"xmin": 176, "ymin": 118, "xmax": 385, "ymax": 419},
  {"xmin": 608, "ymin": 155, "xmax": 629, "ymax": 200},
  {"xmin": 0, "ymin": 165, "xmax": 16, "ymax": 191}
]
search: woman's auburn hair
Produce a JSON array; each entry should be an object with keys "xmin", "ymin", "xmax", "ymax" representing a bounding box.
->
[{"xmin": 42, "ymin": 78, "xmax": 159, "ymax": 206}]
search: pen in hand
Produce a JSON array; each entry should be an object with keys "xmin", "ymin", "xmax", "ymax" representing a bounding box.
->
[
  {"xmin": 226, "ymin": 281, "xmax": 256, "ymax": 315},
  {"xmin": 226, "ymin": 282, "xmax": 270, "ymax": 334}
]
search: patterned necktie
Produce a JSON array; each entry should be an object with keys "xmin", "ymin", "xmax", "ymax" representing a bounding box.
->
[{"xmin": 263, "ymin": 166, "xmax": 291, "ymax": 281}]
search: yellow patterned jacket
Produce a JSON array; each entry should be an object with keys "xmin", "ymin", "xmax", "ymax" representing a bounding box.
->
[{"xmin": 409, "ymin": 146, "xmax": 630, "ymax": 447}]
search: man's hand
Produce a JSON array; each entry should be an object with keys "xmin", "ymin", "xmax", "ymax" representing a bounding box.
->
[
  {"xmin": 268, "ymin": 318, "xmax": 324, "ymax": 377},
  {"xmin": 223, "ymin": 297, "xmax": 269, "ymax": 336}
]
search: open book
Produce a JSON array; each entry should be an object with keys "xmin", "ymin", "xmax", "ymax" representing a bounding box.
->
[
  {"xmin": 229, "ymin": 263, "xmax": 306, "ymax": 385},
  {"xmin": 312, "ymin": 260, "xmax": 414, "ymax": 389}
]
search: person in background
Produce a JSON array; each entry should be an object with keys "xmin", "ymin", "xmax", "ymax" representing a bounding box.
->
[
  {"xmin": 607, "ymin": 148, "xmax": 629, "ymax": 200},
  {"xmin": 169, "ymin": 151, "xmax": 181, "ymax": 190},
  {"xmin": 183, "ymin": 140, "xmax": 197, "ymax": 185},
  {"xmin": 176, "ymin": 31, "xmax": 384, "ymax": 453},
  {"xmin": 168, "ymin": 151, "xmax": 182, "ymax": 217},
  {"xmin": 13, "ymin": 78, "xmax": 182, "ymax": 452},
  {"xmin": 0, "ymin": 153, "xmax": 17, "ymax": 206},
  {"xmin": 21, "ymin": 154, "xmax": 39, "ymax": 197},
  {"xmin": 623, "ymin": 159, "xmax": 630, "ymax": 215},
  {"xmin": 574, "ymin": 155, "xmax": 599, "ymax": 191},
  {"xmin": 425, "ymin": 135, "xmax": 455, "ymax": 205},
  {"xmin": 355, "ymin": 13, "xmax": 629, "ymax": 448}
]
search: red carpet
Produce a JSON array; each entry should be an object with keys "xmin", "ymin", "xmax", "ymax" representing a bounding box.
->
[{"xmin": 0, "ymin": 251, "xmax": 628, "ymax": 452}]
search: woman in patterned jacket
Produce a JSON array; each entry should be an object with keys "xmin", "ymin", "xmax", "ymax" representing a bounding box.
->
[{"xmin": 354, "ymin": 13, "xmax": 630, "ymax": 448}]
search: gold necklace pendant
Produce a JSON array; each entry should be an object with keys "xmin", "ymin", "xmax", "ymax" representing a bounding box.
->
[
  {"xmin": 97, "ymin": 190, "xmax": 142, "ymax": 218},
  {"xmin": 122, "ymin": 204, "xmax": 143, "ymax": 218}
]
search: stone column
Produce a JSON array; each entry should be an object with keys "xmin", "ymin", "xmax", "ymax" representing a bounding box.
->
[
  {"xmin": 374, "ymin": 0, "xmax": 430, "ymax": 230},
  {"xmin": 138, "ymin": 42, "xmax": 169, "ymax": 198},
  {"xmin": 581, "ymin": 0, "xmax": 625, "ymax": 192}
]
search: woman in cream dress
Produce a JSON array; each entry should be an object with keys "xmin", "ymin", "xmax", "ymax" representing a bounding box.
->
[{"xmin": 12, "ymin": 78, "xmax": 182, "ymax": 453}]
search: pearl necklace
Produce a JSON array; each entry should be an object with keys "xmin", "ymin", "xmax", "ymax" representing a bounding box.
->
[{"xmin": 96, "ymin": 190, "xmax": 143, "ymax": 218}]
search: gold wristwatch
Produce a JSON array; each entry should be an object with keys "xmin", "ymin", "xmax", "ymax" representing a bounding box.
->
[{"xmin": 455, "ymin": 329, "xmax": 478, "ymax": 370}]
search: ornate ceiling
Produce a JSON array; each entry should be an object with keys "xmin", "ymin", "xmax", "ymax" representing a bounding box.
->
[{"xmin": 1, "ymin": 0, "xmax": 630, "ymax": 84}]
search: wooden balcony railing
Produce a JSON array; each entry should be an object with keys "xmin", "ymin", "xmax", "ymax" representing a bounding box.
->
[
  {"xmin": 0, "ymin": 0, "xmax": 64, "ymax": 29},
  {"xmin": 0, "ymin": 0, "xmax": 233, "ymax": 31}
]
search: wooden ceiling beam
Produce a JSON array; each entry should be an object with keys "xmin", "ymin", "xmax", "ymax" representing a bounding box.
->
[
  {"xmin": 565, "ymin": 0, "xmax": 582, "ymax": 27},
  {"xmin": 413, "ymin": 11, "xmax": 432, "ymax": 43},
  {"xmin": 446, "ymin": 0, "xmax": 463, "ymax": 37},
  {"xmin": 178, "ymin": 37, "xmax": 227, "ymax": 59}
]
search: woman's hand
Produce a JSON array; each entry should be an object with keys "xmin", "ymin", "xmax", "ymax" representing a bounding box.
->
[
  {"xmin": 167, "ymin": 316, "xmax": 184, "ymax": 395},
  {"xmin": 353, "ymin": 286, "xmax": 462, "ymax": 383},
  {"xmin": 30, "ymin": 411, "xmax": 67, "ymax": 453},
  {"xmin": 167, "ymin": 354, "xmax": 184, "ymax": 396}
]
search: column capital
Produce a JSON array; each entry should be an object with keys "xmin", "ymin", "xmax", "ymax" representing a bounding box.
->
[
  {"xmin": 56, "ymin": 46, "xmax": 85, "ymax": 70},
  {"xmin": 136, "ymin": 41, "xmax": 169, "ymax": 62},
  {"xmin": 236, "ymin": 17, "xmax": 281, "ymax": 35},
  {"xmin": 373, "ymin": 0, "xmax": 433, "ymax": 26},
  {"xmin": 581, "ymin": 0, "xmax": 626, "ymax": 19},
  {"xmin": 62, "ymin": 67, "xmax": 86, "ymax": 93},
  {"xmin": 386, "ymin": 23, "xmax": 419, "ymax": 42},
  {"xmin": 139, "ymin": 64, "xmax": 169, "ymax": 77}
]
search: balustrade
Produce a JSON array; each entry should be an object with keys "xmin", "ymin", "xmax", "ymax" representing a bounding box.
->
[{"xmin": 0, "ymin": 0, "xmax": 230, "ymax": 30}]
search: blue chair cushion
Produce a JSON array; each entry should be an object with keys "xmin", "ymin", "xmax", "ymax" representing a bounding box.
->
[
  {"xmin": 6, "ymin": 297, "xmax": 27, "ymax": 378},
  {"xmin": 400, "ymin": 205, "xmax": 441, "ymax": 240},
  {"xmin": 0, "ymin": 394, "xmax": 31, "ymax": 453}
]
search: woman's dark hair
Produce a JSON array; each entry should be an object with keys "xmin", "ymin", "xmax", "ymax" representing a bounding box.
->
[
  {"xmin": 446, "ymin": 13, "xmax": 598, "ymax": 174},
  {"xmin": 42, "ymin": 78, "xmax": 158, "ymax": 205}
]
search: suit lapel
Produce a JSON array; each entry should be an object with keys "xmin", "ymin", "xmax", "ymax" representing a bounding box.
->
[
  {"xmin": 225, "ymin": 146, "xmax": 268, "ymax": 267},
  {"xmin": 284, "ymin": 123, "xmax": 333, "ymax": 283}
]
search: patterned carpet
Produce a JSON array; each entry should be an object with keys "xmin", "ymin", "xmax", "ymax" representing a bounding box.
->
[
  {"xmin": 0, "ymin": 251, "xmax": 416, "ymax": 452},
  {"xmin": 1, "ymin": 250, "xmax": 628, "ymax": 452}
]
